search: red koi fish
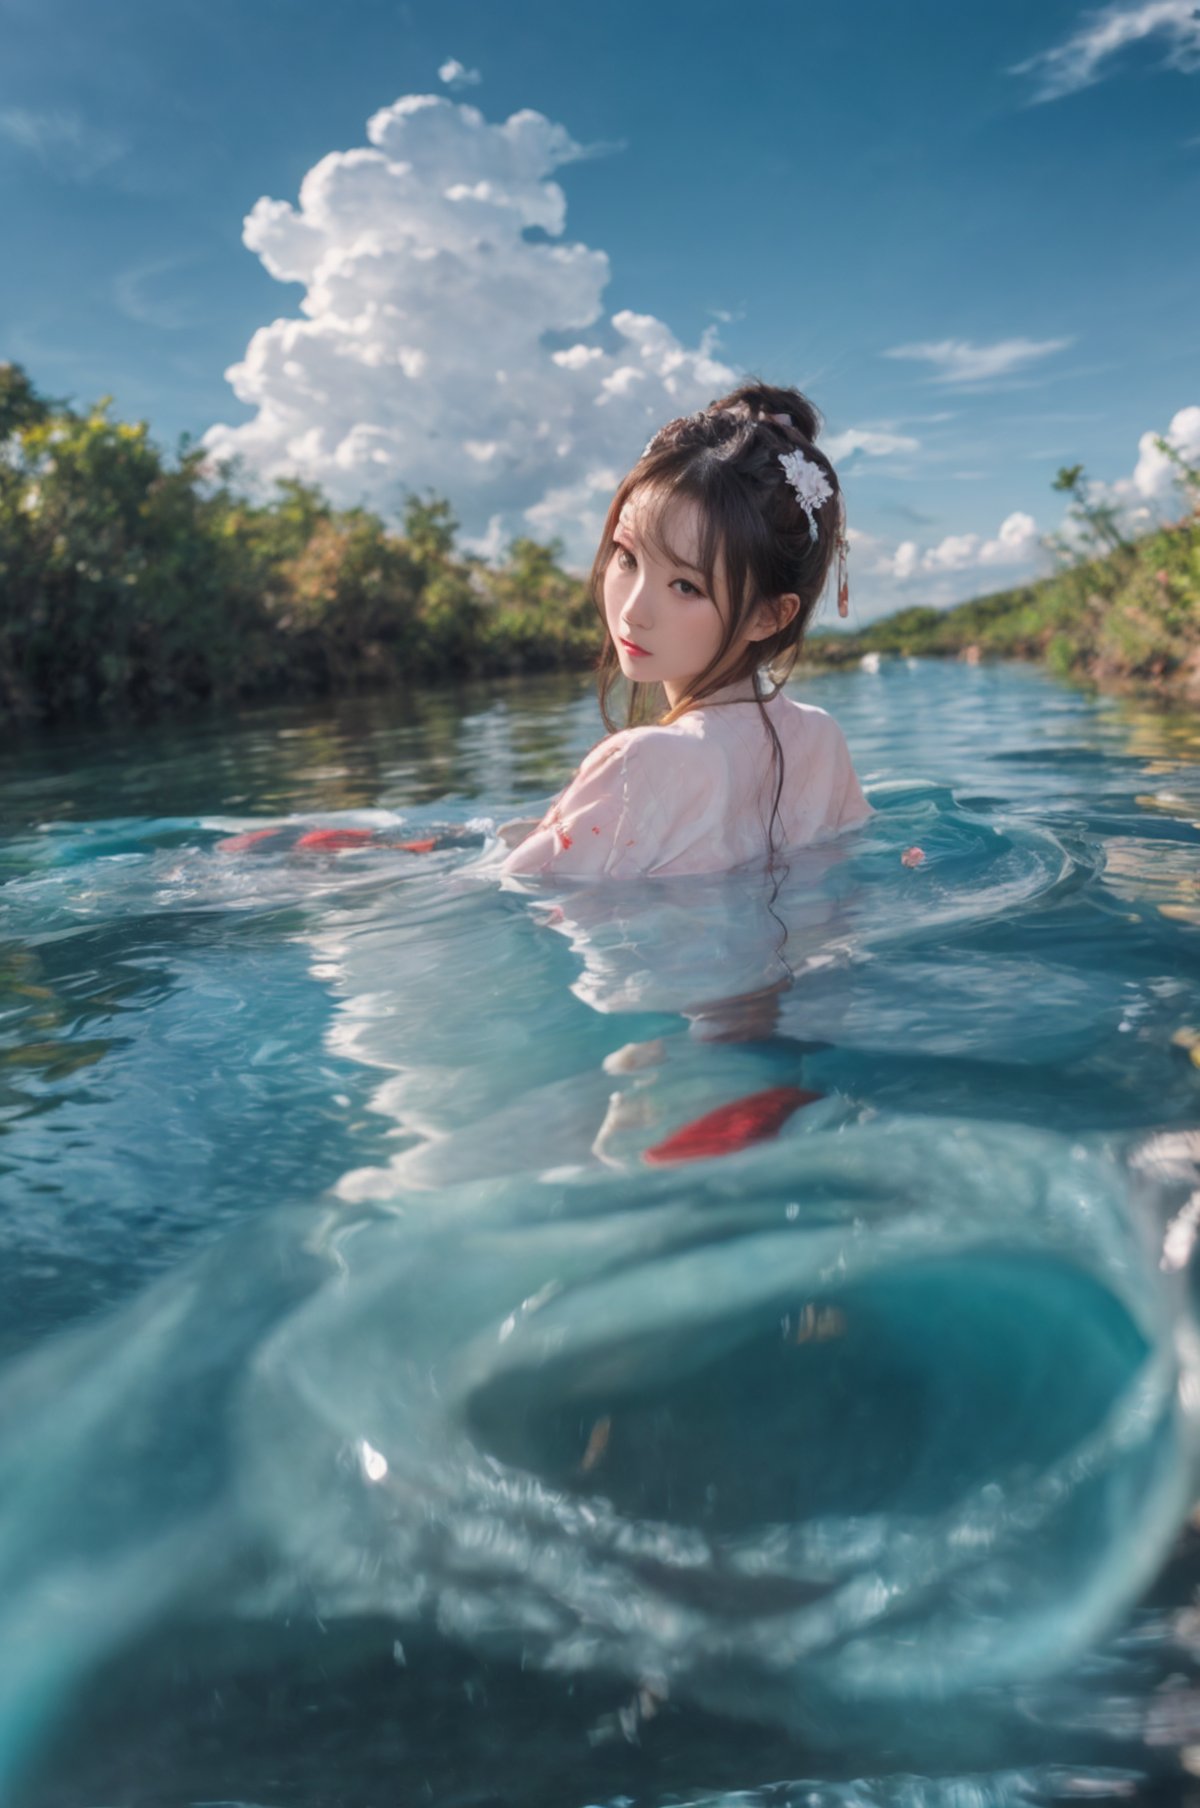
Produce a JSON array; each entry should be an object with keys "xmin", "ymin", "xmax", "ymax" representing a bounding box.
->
[
  {"xmin": 215, "ymin": 828, "xmax": 283, "ymax": 854},
  {"xmin": 294, "ymin": 828, "xmax": 377, "ymax": 852},
  {"xmin": 295, "ymin": 828, "xmax": 438, "ymax": 854},
  {"xmin": 642, "ymin": 1085, "xmax": 824, "ymax": 1165},
  {"xmin": 218, "ymin": 826, "xmax": 440, "ymax": 857}
]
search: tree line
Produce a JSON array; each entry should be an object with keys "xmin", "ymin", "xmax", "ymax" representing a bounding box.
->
[
  {"xmin": 0, "ymin": 362, "xmax": 597, "ymax": 724},
  {"xmin": 3, "ymin": 359, "xmax": 1197, "ymax": 725}
]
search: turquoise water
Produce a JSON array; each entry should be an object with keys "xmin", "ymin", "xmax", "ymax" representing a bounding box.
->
[{"xmin": 2, "ymin": 658, "xmax": 1200, "ymax": 1807}]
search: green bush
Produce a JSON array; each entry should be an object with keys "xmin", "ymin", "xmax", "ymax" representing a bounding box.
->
[
  {"xmin": 811, "ymin": 464, "xmax": 1197, "ymax": 688},
  {"xmin": 0, "ymin": 364, "xmax": 595, "ymax": 723}
]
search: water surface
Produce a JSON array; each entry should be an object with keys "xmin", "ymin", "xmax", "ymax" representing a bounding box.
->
[{"xmin": 2, "ymin": 658, "xmax": 1200, "ymax": 1808}]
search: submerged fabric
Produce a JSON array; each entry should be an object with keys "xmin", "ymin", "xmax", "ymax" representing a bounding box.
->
[{"xmin": 499, "ymin": 684, "xmax": 872, "ymax": 880}]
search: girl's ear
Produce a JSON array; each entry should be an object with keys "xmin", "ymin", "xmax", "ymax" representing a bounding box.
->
[{"xmin": 748, "ymin": 593, "xmax": 801, "ymax": 642}]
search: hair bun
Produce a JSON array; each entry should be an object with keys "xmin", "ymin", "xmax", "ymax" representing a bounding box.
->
[{"xmin": 707, "ymin": 379, "xmax": 823, "ymax": 445}]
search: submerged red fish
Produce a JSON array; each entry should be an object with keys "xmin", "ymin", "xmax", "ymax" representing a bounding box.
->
[
  {"xmin": 294, "ymin": 828, "xmax": 377, "ymax": 852},
  {"xmin": 642, "ymin": 1085, "xmax": 824, "ymax": 1164},
  {"xmin": 217, "ymin": 825, "xmax": 439, "ymax": 857},
  {"xmin": 215, "ymin": 828, "xmax": 283, "ymax": 854}
]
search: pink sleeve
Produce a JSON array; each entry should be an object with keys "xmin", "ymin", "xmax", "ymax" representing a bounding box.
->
[
  {"xmin": 497, "ymin": 735, "xmax": 634, "ymax": 879},
  {"xmin": 498, "ymin": 731, "xmax": 716, "ymax": 880}
]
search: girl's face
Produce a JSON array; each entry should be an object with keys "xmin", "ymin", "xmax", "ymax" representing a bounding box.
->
[{"xmin": 604, "ymin": 491, "xmax": 757, "ymax": 706}]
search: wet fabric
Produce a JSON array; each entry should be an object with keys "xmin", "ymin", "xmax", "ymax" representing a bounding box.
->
[{"xmin": 498, "ymin": 684, "xmax": 872, "ymax": 880}]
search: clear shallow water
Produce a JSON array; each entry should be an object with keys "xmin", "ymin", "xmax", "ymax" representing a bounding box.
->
[{"xmin": 1, "ymin": 659, "xmax": 1200, "ymax": 1807}]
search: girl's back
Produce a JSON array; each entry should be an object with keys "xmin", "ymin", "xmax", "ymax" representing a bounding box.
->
[{"xmin": 499, "ymin": 683, "xmax": 870, "ymax": 882}]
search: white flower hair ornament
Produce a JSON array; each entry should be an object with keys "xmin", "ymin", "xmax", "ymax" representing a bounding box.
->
[
  {"xmin": 778, "ymin": 448, "xmax": 832, "ymax": 542},
  {"xmin": 777, "ymin": 445, "xmax": 851, "ymax": 619}
]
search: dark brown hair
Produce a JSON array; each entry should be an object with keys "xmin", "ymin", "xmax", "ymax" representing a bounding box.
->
[{"xmin": 587, "ymin": 376, "xmax": 845, "ymax": 887}]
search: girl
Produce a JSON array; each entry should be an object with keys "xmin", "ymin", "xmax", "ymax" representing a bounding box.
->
[{"xmin": 498, "ymin": 380, "xmax": 872, "ymax": 883}]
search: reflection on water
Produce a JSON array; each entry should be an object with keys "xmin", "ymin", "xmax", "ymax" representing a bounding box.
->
[{"xmin": 1, "ymin": 659, "xmax": 1199, "ymax": 1807}]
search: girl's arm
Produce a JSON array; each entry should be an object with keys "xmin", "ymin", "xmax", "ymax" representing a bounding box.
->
[
  {"xmin": 498, "ymin": 737, "xmax": 631, "ymax": 879},
  {"xmin": 499, "ymin": 729, "xmax": 722, "ymax": 881}
]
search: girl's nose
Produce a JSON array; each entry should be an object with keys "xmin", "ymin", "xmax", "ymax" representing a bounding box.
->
[{"xmin": 622, "ymin": 579, "xmax": 652, "ymax": 629}]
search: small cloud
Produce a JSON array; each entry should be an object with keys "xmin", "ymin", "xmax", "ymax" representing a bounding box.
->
[
  {"xmin": 887, "ymin": 540, "xmax": 921, "ymax": 581},
  {"xmin": 919, "ymin": 531, "xmax": 984, "ymax": 574},
  {"xmin": 0, "ymin": 105, "xmax": 126, "ymax": 179},
  {"xmin": 979, "ymin": 511, "xmax": 1040, "ymax": 565},
  {"xmin": 824, "ymin": 427, "xmax": 921, "ymax": 462},
  {"xmin": 877, "ymin": 511, "xmax": 1042, "ymax": 579},
  {"xmin": 551, "ymin": 344, "xmax": 605, "ymax": 370},
  {"xmin": 438, "ymin": 58, "xmax": 482, "ymax": 88},
  {"xmin": 1007, "ymin": 0, "xmax": 1200, "ymax": 105},
  {"xmin": 882, "ymin": 335, "xmax": 1073, "ymax": 388},
  {"xmin": 1097, "ymin": 403, "xmax": 1200, "ymax": 515}
]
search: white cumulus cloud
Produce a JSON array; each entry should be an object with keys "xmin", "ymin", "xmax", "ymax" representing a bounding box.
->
[
  {"xmin": 438, "ymin": 58, "xmax": 482, "ymax": 88},
  {"xmin": 201, "ymin": 91, "xmax": 745, "ymax": 566},
  {"xmin": 919, "ymin": 532, "xmax": 986, "ymax": 574},
  {"xmin": 876, "ymin": 511, "xmax": 1053, "ymax": 580},
  {"xmin": 1008, "ymin": 0, "xmax": 1200, "ymax": 104},
  {"xmin": 1057, "ymin": 404, "xmax": 1200, "ymax": 548},
  {"xmin": 979, "ymin": 511, "xmax": 1041, "ymax": 565},
  {"xmin": 883, "ymin": 336, "xmax": 1074, "ymax": 388},
  {"xmin": 886, "ymin": 541, "xmax": 921, "ymax": 583},
  {"xmin": 1119, "ymin": 404, "xmax": 1200, "ymax": 506}
]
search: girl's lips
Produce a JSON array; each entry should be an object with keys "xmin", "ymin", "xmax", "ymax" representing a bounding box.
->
[{"xmin": 620, "ymin": 638, "xmax": 651, "ymax": 656}]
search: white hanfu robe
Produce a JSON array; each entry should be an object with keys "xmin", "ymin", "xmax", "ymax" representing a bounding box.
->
[{"xmin": 499, "ymin": 682, "xmax": 872, "ymax": 882}]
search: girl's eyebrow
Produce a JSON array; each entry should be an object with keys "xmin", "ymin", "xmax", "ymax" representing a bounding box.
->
[{"xmin": 614, "ymin": 520, "xmax": 703, "ymax": 576}]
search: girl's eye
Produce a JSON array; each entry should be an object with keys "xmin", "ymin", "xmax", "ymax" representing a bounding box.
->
[{"xmin": 610, "ymin": 546, "xmax": 704, "ymax": 596}]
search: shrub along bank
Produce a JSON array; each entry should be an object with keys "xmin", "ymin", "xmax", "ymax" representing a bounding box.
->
[
  {"xmin": 808, "ymin": 448, "xmax": 1200, "ymax": 698},
  {"xmin": 0, "ymin": 363, "xmax": 597, "ymax": 724}
]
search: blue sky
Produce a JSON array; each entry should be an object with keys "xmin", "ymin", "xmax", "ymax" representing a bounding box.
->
[{"xmin": 2, "ymin": 0, "xmax": 1198, "ymax": 624}]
